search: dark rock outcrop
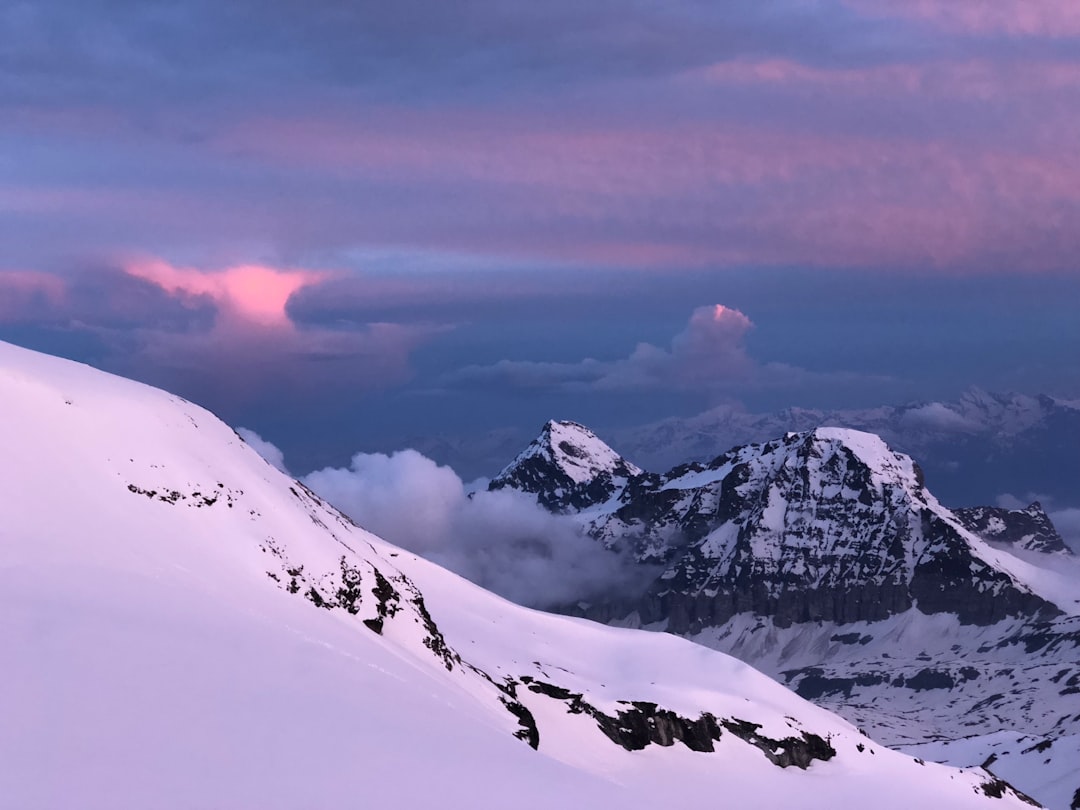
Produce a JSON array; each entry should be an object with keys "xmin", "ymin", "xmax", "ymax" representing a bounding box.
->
[
  {"xmin": 520, "ymin": 678, "xmax": 835, "ymax": 769},
  {"xmin": 954, "ymin": 502, "xmax": 1071, "ymax": 555}
]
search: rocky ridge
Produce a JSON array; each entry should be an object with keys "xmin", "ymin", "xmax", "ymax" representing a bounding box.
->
[{"xmin": 954, "ymin": 503, "xmax": 1071, "ymax": 555}]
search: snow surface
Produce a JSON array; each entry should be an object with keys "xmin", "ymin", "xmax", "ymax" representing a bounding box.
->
[
  {"xmin": 0, "ymin": 341, "xmax": 1033, "ymax": 809},
  {"xmin": 902, "ymin": 732, "xmax": 1080, "ymax": 810}
]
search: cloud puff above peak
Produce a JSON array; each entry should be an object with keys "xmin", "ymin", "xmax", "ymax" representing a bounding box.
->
[{"xmin": 445, "ymin": 304, "xmax": 865, "ymax": 394}]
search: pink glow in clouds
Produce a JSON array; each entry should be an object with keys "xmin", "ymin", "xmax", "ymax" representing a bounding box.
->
[
  {"xmin": 0, "ymin": 271, "xmax": 67, "ymax": 321},
  {"xmin": 202, "ymin": 80, "xmax": 1080, "ymax": 272},
  {"xmin": 842, "ymin": 0, "xmax": 1080, "ymax": 37},
  {"xmin": 125, "ymin": 261, "xmax": 329, "ymax": 329},
  {"xmin": 700, "ymin": 57, "xmax": 1080, "ymax": 101}
]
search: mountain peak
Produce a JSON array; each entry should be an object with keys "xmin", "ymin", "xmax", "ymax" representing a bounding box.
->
[
  {"xmin": 537, "ymin": 420, "xmax": 641, "ymax": 483},
  {"xmin": 489, "ymin": 420, "xmax": 641, "ymax": 511},
  {"xmin": 579, "ymin": 426, "xmax": 1064, "ymax": 629}
]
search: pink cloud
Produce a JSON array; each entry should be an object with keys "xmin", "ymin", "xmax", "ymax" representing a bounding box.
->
[
  {"xmin": 0, "ymin": 271, "xmax": 67, "ymax": 321},
  {"xmin": 698, "ymin": 57, "xmax": 1080, "ymax": 102},
  {"xmin": 841, "ymin": 0, "xmax": 1080, "ymax": 37},
  {"xmin": 10, "ymin": 44, "xmax": 1080, "ymax": 277},
  {"xmin": 201, "ymin": 93, "xmax": 1080, "ymax": 271},
  {"xmin": 108, "ymin": 259, "xmax": 447, "ymax": 404},
  {"xmin": 125, "ymin": 260, "xmax": 329, "ymax": 329},
  {"xmin": 0, "ymin": 260, "xmax": 446, "ymax": 407}
]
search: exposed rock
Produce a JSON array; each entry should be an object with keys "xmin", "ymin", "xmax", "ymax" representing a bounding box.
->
[
  {"xmin": 607, "ymin": 430, "xmax": 1062, "ymax": 631},
  {"xmin": 954, "ymin": 502, "xmax": 1072, "ymax": 555},
  {"xmin": 489, "ymin": 420, "xmax": 641, "ymax": 512},
  {"xmin": 520, "ymin": 678, "xmax": 834, "ymax": 768},
  {"xmin": 495, "ymin": 425, "xmax": 1064, "ymax": 632}
]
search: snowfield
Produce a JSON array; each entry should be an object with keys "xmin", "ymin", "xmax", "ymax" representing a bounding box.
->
[{"xmin": 0, "ymin": 341, "xmax": 1038, "ymax": 809}]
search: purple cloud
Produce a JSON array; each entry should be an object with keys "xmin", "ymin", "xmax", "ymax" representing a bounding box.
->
[
  {"xmin": 4, "ymin": 1, "xmax": 1080, "ymax": 274},
  {"xmin": 445, "ymin": 304, "xmax": 872, "ymax": 393},
  {"xmin": 0, "ymin": 261, "xmax": 447, "ymax": 407}
]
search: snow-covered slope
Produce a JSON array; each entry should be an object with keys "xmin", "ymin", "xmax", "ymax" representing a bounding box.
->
[{"xmin": 0, "ymin": 340, "xmax": 1031, "ymax": 809}]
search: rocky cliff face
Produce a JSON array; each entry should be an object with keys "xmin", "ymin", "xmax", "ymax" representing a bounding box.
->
[
  {"xmin": 954, "ymin": 502, "xmax": 1072, "ymax": 555},
  {"xmin": 576, "ymin": 428, "xmax": 1062, "ymax": 631},
  {"xmin": 491, "ymin": 425, "xmax": 1064, "ymax": 632}
]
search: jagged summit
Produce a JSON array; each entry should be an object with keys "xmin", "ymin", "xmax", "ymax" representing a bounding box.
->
[
  {"xmin": 955, "ymin": 501, "xmax": 1072, "ymax": 555},
  {"xmin": 609, "ymin": 388, "xmax": 1080, "ymax": 510},
  {"xmin": 489, "ymin": 420, "xmax": 641, "ymax": 511}
]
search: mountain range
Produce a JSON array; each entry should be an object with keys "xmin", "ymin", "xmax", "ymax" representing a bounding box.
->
[
  {"xmin": 611, "ymin": 390, "xmax": 1080, "ymax": 510},
  {"xmin": 400, "ymin": 390, "xmax": 1080, "ymax": 521},
  {"xmin": 1, "ymin": 339, "xmax": 1037, "ymax": 808},
  {"xmin": 491, "ymin": 420, "xmax": 1080, "ymax": 810}
]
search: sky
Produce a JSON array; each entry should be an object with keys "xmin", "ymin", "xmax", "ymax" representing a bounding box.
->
[{"xmin": 2, "ymin": 0, "xmax": 1080, "ymax": 477}]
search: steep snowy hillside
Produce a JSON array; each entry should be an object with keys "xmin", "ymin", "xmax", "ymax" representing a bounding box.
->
[
  {"xmin": 0, "ymin": 340, "xmax": 1032, "ymax": 809},
  {"xmin": 494, "ymin": 422, "xmax": 1080, "ymax": 809}
]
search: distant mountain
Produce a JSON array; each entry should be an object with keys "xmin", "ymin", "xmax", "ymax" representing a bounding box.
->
[
  {"xmin": 495, "ymin": 421, "xmax": 1080, "ymax": 809},
  {"xmin": 612, "ymin": 389, "xmax": 1080, "ymax": 510},
  {"xmin": 955, "ymin": 502, "xmax": 1071, "ymax": 555},
  {"xmin": 4, "ymin": 338, "xmax": 1032, "ymax": 809}
]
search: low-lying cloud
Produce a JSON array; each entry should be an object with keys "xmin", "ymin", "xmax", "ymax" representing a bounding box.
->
[
  {"xmin": 899, "ymin": 402, "xmax": 983, "ymax": 434},
  {"xmin": 244, "ymin": 434, "xmax": 657, "ymax": 609},
  {"xmin": 237, "ymin": 427, "xmax": 289, "ymax": 473},
  {"xmin": 1051, "ymin": 509, "xmax": 1080, "ymax": 554},
  {"xmin": 1045, "ymin": 507, "xmax": 1080, "ymax": 557}
]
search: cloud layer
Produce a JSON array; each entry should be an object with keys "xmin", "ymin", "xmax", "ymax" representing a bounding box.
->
[
  {"xmin": 4, "ymin": 1, "xmax": 1080, "ymax": 273},
  {"xmin": 298, "ymin": 446, "xmax": 657, "ymax": 609},
  {"xmin": 0, "ymin": 260, "xmax": 444, "ymax": 411}
]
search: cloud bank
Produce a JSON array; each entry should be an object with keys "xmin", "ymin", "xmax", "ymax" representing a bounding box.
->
[
  {"xmin": 7, "ymin": 1, "xmax": 1080, "ymax": 273},
  {"xmin": 1051, "ymin": 509, "xmax": 1080, "ymax": 554},
  {"xmin": 237, "ymin": 435, "xmax": 657, "ymax": 609},
  {"xmin": 237, "ymin": 427, "xmax": 289, "ymax": 474},
  {"xmin": 0, "ymin": 260, "xmax": 444, "ymax": 410}
]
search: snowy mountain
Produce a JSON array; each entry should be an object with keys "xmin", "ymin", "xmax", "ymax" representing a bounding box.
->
[
  {"xmin": 489, "ymin": 420, "xmax": 642, "ymax": 511},
  {"xmin": 495, "ymin": 421, "xmax": 1080, "ymax": 809},
  {"xmin": 955, "ymin": 502, "xmax": 1071, "ymax": 555},
  {"xmin": 611, "ymin": 389, "xmax": 1080, "ymax": 512},
  {"xmin": 1, "ymin": 339, "xmax": 1035, "ymax": 809}
]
